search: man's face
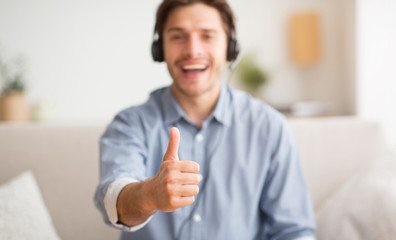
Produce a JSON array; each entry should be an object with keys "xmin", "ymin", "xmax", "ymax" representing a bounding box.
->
[{"xmin": 162, "ymin": 3, "xmax": 228, "ymax": 98}]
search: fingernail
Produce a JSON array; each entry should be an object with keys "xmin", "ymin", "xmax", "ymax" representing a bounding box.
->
[{"xmin": 197, "ymin": 173, "xmax": 203, "ymax": 182}]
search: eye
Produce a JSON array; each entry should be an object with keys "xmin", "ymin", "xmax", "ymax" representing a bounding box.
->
[
  {"xmin": 203, "ymin": 34, "xmax": 213, "ymax": 39},
  {"xmin": 171, "ymin": 35, "xmax": 184, "ymax": 40}
]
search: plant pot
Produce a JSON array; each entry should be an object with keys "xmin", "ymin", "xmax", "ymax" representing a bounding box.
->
[{"xmin": 0, "ymin": 92, "xmax": 28, "ymax": 122}]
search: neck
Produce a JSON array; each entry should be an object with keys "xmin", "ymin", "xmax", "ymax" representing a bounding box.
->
[{"xmin": 171, "ymin": 84, "xmax": 221, "ymax": 128}]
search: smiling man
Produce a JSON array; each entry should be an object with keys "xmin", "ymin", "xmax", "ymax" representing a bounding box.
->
[
  {"xmin": 94, "ymin": 1, "xmax": 316, "ymax": 239},
  {"xmin": 163, "ymin": 2, "xmax": 229, "ymax": 128}
]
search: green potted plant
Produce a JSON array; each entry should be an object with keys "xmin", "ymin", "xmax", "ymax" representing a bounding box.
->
[
  {"xmin": 235, "ymin": 53, "xmax": 268, "ymax": 98},
  {"xmin": 0, "ymin": 54, "xmax": 28, "ymax": 122}
]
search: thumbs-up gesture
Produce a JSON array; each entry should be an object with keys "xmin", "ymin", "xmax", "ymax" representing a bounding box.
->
[{"xmin": 146, "ymin": 127, "xmax": 200, "ymax": 212}]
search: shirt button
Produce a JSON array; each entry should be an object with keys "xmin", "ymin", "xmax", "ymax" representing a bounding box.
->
[
  {"xmin": 195, "ymin": 133, "xmax": 204, "ymax": 142},
  {"xmin": 193, "ymin": 214, "xmax": 202, "ymax": 223}
]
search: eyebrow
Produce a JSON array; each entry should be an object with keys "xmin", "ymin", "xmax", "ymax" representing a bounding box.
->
[{"xmin": 166, "ymin": 27, "xmax": 219, "ymax": 34}]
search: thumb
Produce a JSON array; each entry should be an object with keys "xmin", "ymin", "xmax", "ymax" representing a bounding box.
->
[{"xmin": 163, "ymin": 127, "xmax": 180, "ymax": 161}]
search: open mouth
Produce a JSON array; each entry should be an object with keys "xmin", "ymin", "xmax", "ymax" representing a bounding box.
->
[{"xmin": 181, "ymin": 64, "xmax": 208, "ymax": 74}]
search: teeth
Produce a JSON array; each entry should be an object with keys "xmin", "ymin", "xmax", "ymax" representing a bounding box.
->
[{"xmin": 182, "ymin": 64, "xmax": 207, "ymax": 70}]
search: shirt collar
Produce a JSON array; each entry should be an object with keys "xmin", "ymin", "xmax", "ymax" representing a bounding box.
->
[
  {"xmin": 161, "ymin": 84, "xmax": 232, "ymax": 127},
  {"xmin": 211, "ymin": 84, "xmax": 232, "ymax": 126},
  {"xmin": 162, "ymin": 87, "xmax": 186, "ymax": 126}
]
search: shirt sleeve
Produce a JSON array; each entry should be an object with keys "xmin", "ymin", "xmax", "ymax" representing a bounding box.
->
[
  {"xmin": 260, "ymin": 115, "xmax": 316, "ymax": 239},
  {"xmin": 104, "ymin": 178, "xmax": 153, "ymax": 231},
  {"xmin": 94, "ymin": 109, "xmax": 150, "ymax": 230}
]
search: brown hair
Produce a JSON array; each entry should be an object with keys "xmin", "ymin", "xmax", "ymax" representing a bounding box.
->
[{"xmin": 155, "ymin": 0, "xmax": 236, "ymax": 39}]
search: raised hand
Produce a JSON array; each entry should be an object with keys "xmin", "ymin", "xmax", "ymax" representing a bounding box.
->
[{"xmin": 147, "ymin": 127, "xmax": 201, "ymax": 212}]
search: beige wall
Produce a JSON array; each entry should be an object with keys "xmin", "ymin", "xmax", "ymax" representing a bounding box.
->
[{"xmin": 229, "ymin": 0, "xmax": 356, "ymax": 116}]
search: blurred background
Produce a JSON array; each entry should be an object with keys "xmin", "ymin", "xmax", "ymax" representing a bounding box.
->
[{"xmin": 0, "ymin": 0, "xmax": 395, "ymax": 146}]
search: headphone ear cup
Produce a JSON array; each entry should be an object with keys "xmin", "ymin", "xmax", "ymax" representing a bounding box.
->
[
  {"xmin": 227, "ymin": 38, "xmax": 240, "ymax": 62},
  {"xmin": 151, "ymin": 40, "xmax": 164, "ymax": 62}
]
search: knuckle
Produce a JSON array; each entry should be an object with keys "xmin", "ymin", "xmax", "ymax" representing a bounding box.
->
[
  {"xmin": 169, "ymin": 197, "xmax": 179, "ymax": 207},
  {"xmin": 165, "ymin": 184, "xmax": 176, "ymax": 196},
  {"xmin": 166, "ymin": 160, "xmax": 177, "ymax": 170},
  {"xmin": 165, "ymin": 174, "xmax": 178, "ymax": 184},
  {"xmin": 165, "ymin": 184, "xmax": 174, "ymax": 196},
  {"xmin": 164, "ymin": 175, "xmax": 172, "ymax": 184}
]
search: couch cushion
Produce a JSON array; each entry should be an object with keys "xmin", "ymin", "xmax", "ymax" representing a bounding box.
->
[
  {"xmin": 315, "ymin": 151, "xmax": 396, "ymax": 240},
  {"xmin": 0, "ymin": 171, "xmax": 61, "ymax": 240}
]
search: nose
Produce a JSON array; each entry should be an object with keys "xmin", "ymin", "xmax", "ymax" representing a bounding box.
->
[{"xmin": 184, "ymin": 35, "xmax": 203, "ymax": 58}]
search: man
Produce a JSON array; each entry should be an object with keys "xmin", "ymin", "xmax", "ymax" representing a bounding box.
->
[{"xmin": 94, "ymin": 0, "xmax": 316, "ymax": 239}]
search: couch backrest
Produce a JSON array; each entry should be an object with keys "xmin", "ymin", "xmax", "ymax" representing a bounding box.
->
[
  {"xmin": 288, "ymin": 117, "xmax": 387, "ymax": 209},
  {"xmin": 0, "ymin": 124, "xmax": 119, "ymax": 240}
]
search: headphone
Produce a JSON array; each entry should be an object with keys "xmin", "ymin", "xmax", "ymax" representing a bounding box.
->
[{"xmin": 151, "ymin": 24, "xmax": 240, "ymax": 62}]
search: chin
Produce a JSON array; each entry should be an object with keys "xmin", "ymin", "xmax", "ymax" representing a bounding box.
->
[
  {"xmin": 176, "ymin": 79, "xmax": 219, "ymax": 98},
  {"xmin": 174, "ymin": 84, "xmax": 204, "ymax": 97}
]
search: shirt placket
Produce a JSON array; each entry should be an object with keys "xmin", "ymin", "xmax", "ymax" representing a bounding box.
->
[{"xmin": 189, "ymin": 130, "xmax": 205, "ymax": 240}]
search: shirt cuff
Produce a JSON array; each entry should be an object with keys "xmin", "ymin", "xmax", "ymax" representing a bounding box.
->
[
  {"xmin": 294, "ymin": 237, "xmax": 315, "ymax": 240},
  {"xmin": 104, "ymin": 177, "xmax": 153, "ymax": 232}
]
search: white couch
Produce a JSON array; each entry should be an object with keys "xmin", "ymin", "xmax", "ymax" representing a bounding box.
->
[{"xmin": 0, "ymin": 117, "xmax": 393, "ymax": 239}]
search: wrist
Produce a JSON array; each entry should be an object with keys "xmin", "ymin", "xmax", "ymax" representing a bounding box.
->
[
  {"xmin": 117, "ymin": 181, "xmax": 157, "ymax": 227},
  {"xmin": 141, "ymin": 178, "xmax": 157, "ymax": 212}
]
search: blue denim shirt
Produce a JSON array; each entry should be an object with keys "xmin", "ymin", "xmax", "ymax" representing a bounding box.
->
[{"xmin": 94, "ymin": 85, "xmax": 316, "ymax": 240}]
